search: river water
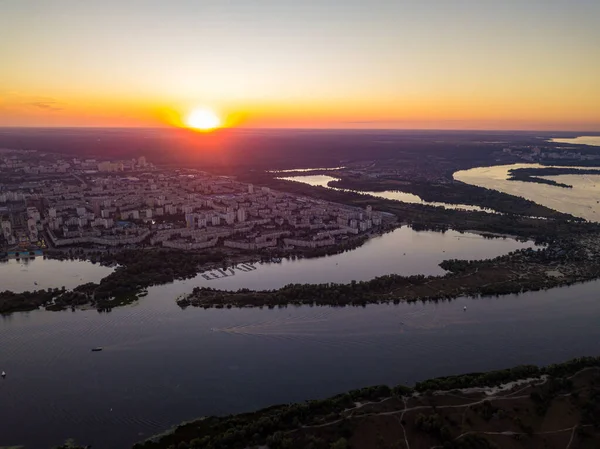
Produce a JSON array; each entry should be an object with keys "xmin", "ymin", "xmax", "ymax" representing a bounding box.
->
[
  {"xmin": 278, "ymin": 174, "xmax": 493, "ymax": 213},
  {"xmin": 550, "ymin": 136, "xmax": 600, "ymax": 146},
  {"xmin": 0, "ymin": 258, "xmax": 114, "ymax": 293},
  {"xmin": 0, "ymin": 228, "xmax": 540, "ymax": 448},
  {"xmin": 454, "ymin": 163, "xmax": 600, "ymax": 222},
  {"xmin": 192, "ymin": 226, "xmax": 535, "ymax": 290},
  {"xmin": 2, "ymin": 279, "xmax": 600, "ymax": 449}
]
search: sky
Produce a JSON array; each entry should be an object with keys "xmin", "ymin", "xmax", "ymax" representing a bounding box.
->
[{"xmin": 1, "ymin": 0, "xmax": 599, "ymax": 131}]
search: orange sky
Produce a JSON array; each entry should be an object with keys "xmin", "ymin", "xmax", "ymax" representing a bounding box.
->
[{"xmin": 2, "ymin": 1, "xmax": 600, "ymax": 131}]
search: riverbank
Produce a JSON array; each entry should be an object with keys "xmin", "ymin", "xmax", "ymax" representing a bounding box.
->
[
  {"xmin": 239, "ymin": 172, "xmax": 600, "ymax": 242},
  {"xmin": 507, "ymin": 166, "xmax": 600, "ymax": 189},
  {"xmin": 454, "ymin": 163, "xmax": 600, "ymax": 223},
  {"xmin": 133, "ymin": 356, "xmax": 600, "ymax": 449},
  {"xmin": 177, "ymin": 233, "xmax": 600, "ymax": 310},
  {"xmin": 0, "ymin": 223, "xmax": 398, "ymax": 315},
  {"xmin": 326, "ymin": 176, "xmax": 574, "ymax": 219}
]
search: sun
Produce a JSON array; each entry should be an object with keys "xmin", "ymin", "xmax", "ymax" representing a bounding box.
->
[{"xmin": 186, "ymin": 108, "xmax": 221, "ymax": 131}]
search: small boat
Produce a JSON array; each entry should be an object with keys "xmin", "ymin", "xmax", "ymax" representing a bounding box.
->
[
  {"xmin": 34, "ymin": 281, "xmax": 38, "ymax": 285},
  {"xmin": 91, "ymin": 347, "xmax": 103, "ymax": 352},
  {"xmin": 463, "ymin": 306, "xmax": 467, "ymax": 311},
  {"xmin": 1, "ymin": 371, "xmax": 6, "ymax": 378}
]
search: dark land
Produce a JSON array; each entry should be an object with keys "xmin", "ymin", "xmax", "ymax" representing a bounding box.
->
[
  {"xmin": 0, "ymin": 128, "xmax": 598, "ymax": 171},
  {"xmin": 132, "ymin": 357, "xmax": 600, "ymax": 449}
]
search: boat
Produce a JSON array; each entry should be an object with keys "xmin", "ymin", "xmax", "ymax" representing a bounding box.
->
[
  {"xmin": 1, "ymin": 371, "xmax": 6, "ymax": 378},
  {"xmin": 463, "ymin": 306, "xmax": 467, "ymax": 311},
  {"xmin": 91, "ymin": 347, "xmax": 103, "ymax": 352}
]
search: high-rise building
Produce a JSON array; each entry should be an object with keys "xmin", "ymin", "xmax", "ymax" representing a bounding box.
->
[
  {"xmin": 185, "ymin": 213, "xmax": 195, "ymax": 228},
  {"xmin": 237, "ymin": 208, "xmax": 247, "ymax": 223}
]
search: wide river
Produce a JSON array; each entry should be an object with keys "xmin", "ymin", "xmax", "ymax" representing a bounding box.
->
[
  {"xmin": 2, "ymin": 277, "xmax": 600, "ymax": 448},
  {"xmin": 454, "ymin": 163, "xmax": 600, "ymax": 222},
  {"xmin": 0, "ymin": 228, "xmax": 544, "ymax": 449},
  {"xmin": 550, "ymin": 136, "xmax": 600, "ymax": 146}
]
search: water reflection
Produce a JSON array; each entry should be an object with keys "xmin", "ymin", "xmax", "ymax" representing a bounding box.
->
[
  {"xmin": 549, "ymin": 136, "xmax": 600, "ymax": 146},
  {"xmin": 278, "ymin": 174, "xmax": 493, "ymax": 213},
  {"xmin": 0, "ymin": 257, "xmax": 114, "ymax": 293},
  {"xmin": 454, "ymin": 163, "xmax": 600, "ymax": 222},
  {"xmin": 189, "ymin": 226, "xmax": 537, "ymax": 290},
  {"xmin": 267, "ymin": 166, "xmax": 345, "ymax": 173}
]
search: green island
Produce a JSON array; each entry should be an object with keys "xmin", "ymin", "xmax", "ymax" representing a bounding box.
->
[{"xmin": 124, "ymin": 357, "xmax": 600, "ymax": 449}]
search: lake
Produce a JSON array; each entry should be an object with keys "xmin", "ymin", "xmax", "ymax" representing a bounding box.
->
[
  {"xmin": 278, "ymin": 174, "xmax": 494, "ymax": 213},
  {"xmin": 454, "ymin": 163, "xmax": 600, "ymax": 222},
  {"xmin": 2, "ymin": 278, "xmax": 600, "ymax": 448}
]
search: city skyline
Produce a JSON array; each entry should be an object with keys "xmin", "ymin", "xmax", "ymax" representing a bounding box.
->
[{"xmin": 2, "ymin": 0, "xmax": 600, "ymax": 131}]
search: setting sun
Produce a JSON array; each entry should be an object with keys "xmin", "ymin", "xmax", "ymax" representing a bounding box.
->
[{"xmin": 186, "ymin": 108, "xmax": 221, "ymax": 131}]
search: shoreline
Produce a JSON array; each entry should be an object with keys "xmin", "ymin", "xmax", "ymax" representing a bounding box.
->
[
  {"xmin": 0, "ymin": 222, "xmax": 396, "ymax": 315},
  {"xmin": 177, "ymin": 231, "xmax": 600, "ymax": 310},
  {"xmin": 0, "ymin": 222, "xmax": 589, "ymax": 315},
  {"xmin": 133, "ymin": 356, "xmax": 600, "ymax": 449}
]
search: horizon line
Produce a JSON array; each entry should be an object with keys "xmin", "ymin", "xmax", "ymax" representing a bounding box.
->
[{"xmin": 0, "ymin": 125, "xmax": 598, "ymax": 135}]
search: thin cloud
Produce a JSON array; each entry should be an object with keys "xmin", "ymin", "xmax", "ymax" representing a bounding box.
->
[
  {"xmin": 28, "ymin": 100, "xmax": 64, "ymax": 111},
  {"xmin": 0, "ymin": 91, "xmax": 66, "ymax": 112}
]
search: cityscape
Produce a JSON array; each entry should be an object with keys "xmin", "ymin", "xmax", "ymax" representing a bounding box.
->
[
  {"xmin": 2, "ymin": 0, "xmax": 600, "ymax": 448},
  {"xmin": 0, "ymin": 150, "xmax": 383, "ymax": 258}
]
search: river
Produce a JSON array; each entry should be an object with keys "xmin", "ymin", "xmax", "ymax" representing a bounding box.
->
[
  {"xmin": 2, "ymin": 279, "xmax": 600, "ymax": 448},
  {"xmin": 0, "ymin": 228, "xmax": 540, "ymax": 448},
  {"xmin": 0, "ymin": 257, "xmax": 114, "ymax": 293},
  {"xmin": 277, "ymin": 174, "xmax": 494, "ymax": 213},
  {"xmin": 550, "ymin": 136, "xmax": 600, "ymax": 146},
  {"xmin": 454, "ymin": 163, "xmax": 600, "ymax": 222},
  {"xmin": 191, "ymin": 226, "xmax": 535, "ymax": 290}
]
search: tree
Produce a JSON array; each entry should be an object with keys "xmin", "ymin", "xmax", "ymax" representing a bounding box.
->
[{"xmin": 331, "ymin": 438, "xmax": 349, "ymax": 449}]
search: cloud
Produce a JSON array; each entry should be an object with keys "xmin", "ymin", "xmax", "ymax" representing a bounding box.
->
[
  {"xmin": 0, "ymin": 91, "xmax": 66, "ymax": 112},
  {"xmin": 28, "ymin": 100, "xmax": 64, "ymax": 111},
  {"xmin": 341, "ymin": 120, "xmax": 392, "ymax": 124}
]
